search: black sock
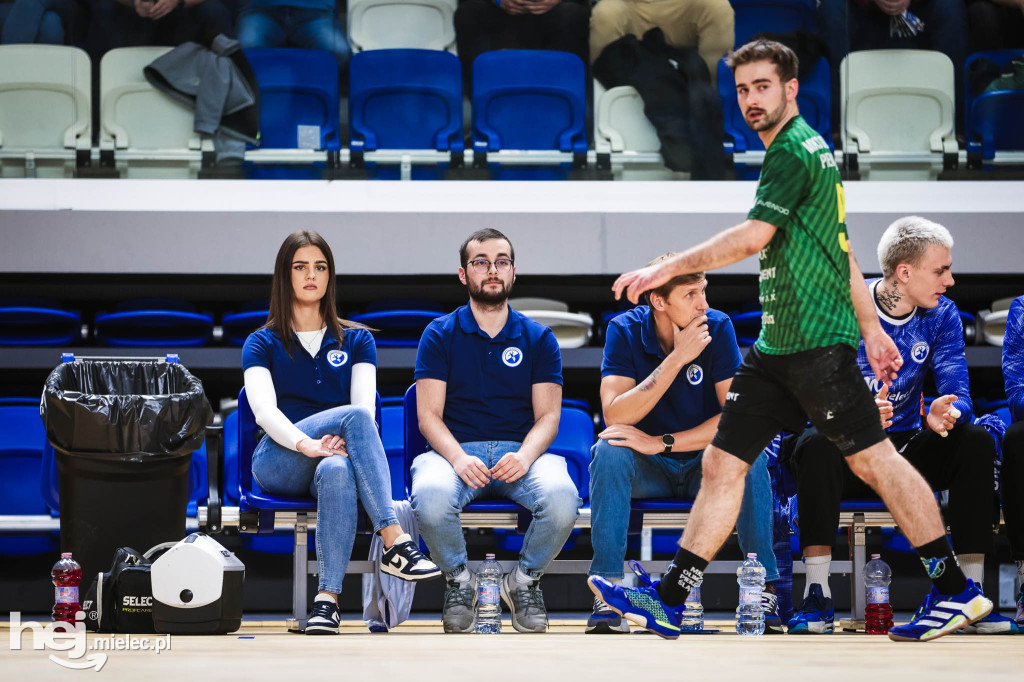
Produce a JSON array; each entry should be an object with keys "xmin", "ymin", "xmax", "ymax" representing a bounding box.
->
[
  {"xmin": 915, "ymin": 537, "xmax": 967, "ymax": 596},
  {"xmin": 657, "ymin": 547, "xmax": 709, "ymax": 607}
]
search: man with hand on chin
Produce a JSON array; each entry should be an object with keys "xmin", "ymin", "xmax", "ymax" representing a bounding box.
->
[
  {"xmin": 411, "ymin": 228, "xmax": 581, "ymax": 634},
  {"xmin": 586, "ymin": 255, "xmax": 781, "ymax": 634}
]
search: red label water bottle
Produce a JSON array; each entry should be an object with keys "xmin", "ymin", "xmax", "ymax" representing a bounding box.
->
[
  {"xmin": 52, "ymin": 552, "xmax": 82, "ymax": 624},
  {"xmin": 864, "ymin": 553, "xmax": 894, "ymax": 634}
]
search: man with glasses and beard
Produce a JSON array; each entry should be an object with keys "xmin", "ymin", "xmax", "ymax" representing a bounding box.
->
[{"xmin": 410, "ymin": 228, "xmax": 582, "ymax": 634}]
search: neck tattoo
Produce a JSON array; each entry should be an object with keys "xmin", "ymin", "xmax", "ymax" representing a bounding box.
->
[{"xmin": 876, "ymin": 280, "xmax": 903, "ymax": 313}]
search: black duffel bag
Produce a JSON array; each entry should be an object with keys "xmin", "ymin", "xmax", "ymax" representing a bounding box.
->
[{"xmin": 82, "ymin": 543, "xmax": 175, "ymax": 634}]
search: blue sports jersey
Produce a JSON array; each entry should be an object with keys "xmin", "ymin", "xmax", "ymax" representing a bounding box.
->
[
  {"xmin": 601, "ymin": 306, "xmax": 741, "ymax": 458},
  {"xmin": 1003, "ymin": 296, "xmax": 1024, "ymax": 422},
  {"xmin": 856, "ymin": 279, "xmax": 972, "ymax": 433}
]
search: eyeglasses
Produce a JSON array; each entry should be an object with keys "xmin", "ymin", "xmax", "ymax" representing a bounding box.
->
[{"xmin": 467, "ymin": 258, "xmax": 514, "ymax": 274}]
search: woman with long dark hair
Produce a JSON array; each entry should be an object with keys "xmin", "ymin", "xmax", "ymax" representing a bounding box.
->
[{"xmin": 243, "ymin": 230, "xmax": 440, "ymax": 635}]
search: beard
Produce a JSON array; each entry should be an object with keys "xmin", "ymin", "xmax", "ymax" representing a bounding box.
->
[
  {"xmin": 468, "ymin": 278, "xmax": 512, "ymax": 306},
  {"xmin": 745, "ymin": 98, "xmax": 788, "ymax": 132}
]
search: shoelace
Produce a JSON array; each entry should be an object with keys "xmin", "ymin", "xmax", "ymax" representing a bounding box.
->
[
  {"xmin": 394, "ymin": 541, "xmax": 428, "ymax": 564},
  {"xmin": 909, "ymin": 592, "xmax": 937, "ymax": 623},
  {"xmin": 627, "ymin": 560, "xmax": 655, "ymax": 589},
  {"xmin": 761, "ymin": 589, "xmax": 779, "ymax": 612},
  {"xmin": 310, "ymin": 601, "xmax": 338, "ymax": 622},
  {"xmin": 444, "ymin": 582, "xmax": 474, "ymax": 609},
  {"xmin": 510, "ymin": 581, "xmax": 545, "ymax": 611}
]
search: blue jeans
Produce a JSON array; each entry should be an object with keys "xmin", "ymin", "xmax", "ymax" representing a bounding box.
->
[
  {"xmin": 588, "ymin": 439, "xmax": 780, "ymax": 581},
  {"xmin": 0, "ymin": 0, "xmax": 71, "ymax": 44},
  {"xmin": 237, "ymin": 6, "xmax": 351, "ymax": 69},
  {"xmin": 251, "ymin": 405, "xmax": 399, "ymax": 594},
  {"xmin": 410, "ymin": 441, "xmax": 582, "ymax": 577}
]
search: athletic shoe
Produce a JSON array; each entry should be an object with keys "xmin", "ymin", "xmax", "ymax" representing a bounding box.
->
[
  {"xmin": 762, "ymin": 582, "xmax": 785, "ymax": 634},
  {"xmin": 1016, "ymin": 586, "xmax": 1024, "ymax": 626},
  {"xmin": 787, "ymin": 584, "xmax": 834, "ymax": 634},
  {"xmin": 380, "ymin": 534, "xmax": 442, "ymax": 581},
  {"xmin": 960, "ymin": 610, "xmax": 1021, "ymax": 634},
  {"xmin": 500, "ymin": 571, "xmax": 549, "ymax": 633},
  {"xmin": 888, "ymin": 579, "xmax": 993, "ymax": 642},
  {"xmin": 585, "ymin": 595, "xmax": 630, "ymax": 634},
  {"xmin": 305, "ymin": 596, "xmax": 340, "ymax": 635},
  {"xmin": 587, "ymin": 560, "xmax": 683, "ymax": 640},
  {"xmin": 441, "ymin": 576, "xmax": 476, "ymax": 633}
]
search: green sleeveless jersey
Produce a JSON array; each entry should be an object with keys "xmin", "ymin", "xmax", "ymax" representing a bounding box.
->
[{"xmin": 747, "ymin": 115, "xmax": 860, "ymax": 355}]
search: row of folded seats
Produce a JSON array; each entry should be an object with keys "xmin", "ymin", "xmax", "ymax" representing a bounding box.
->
[
  {"xmin": 1, "ymin": 42, "xmax": 1022, "ymax": 180},
  {"xmin": 2, "ymin": 296, "xmax": 1017, "ymax": 349}
]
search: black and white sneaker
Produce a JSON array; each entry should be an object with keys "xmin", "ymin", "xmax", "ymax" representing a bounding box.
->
[
  {"xmin": 305, "ymin": 595, "xmax": 340, "ymax": 635},
  {"xmin": 380, "ymin": 533, "xmax": 442, "ymax": 581},
  {"xmin": 586, "ymin": 596, "xmax": 630, "ymax": 634}
]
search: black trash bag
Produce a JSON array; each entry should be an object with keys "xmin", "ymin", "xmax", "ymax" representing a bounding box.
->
[{"xmin": 41, "ymin": 360, "xmax": 213, "ymax": 462}]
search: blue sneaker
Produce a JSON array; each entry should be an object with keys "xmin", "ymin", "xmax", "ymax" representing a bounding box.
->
[
  {"xmin": 586, "ymin": 561, "xmax": 683, "ymax": 640},
  {"xmin": 787, "ymin": 584, "xmax": 834, "ymax": 634},
  {"xmin": 889, "ymin": 580, "xmax": 993, "ymax": 642},
  {"xmin": 960, "ymin": 611, "xmax": 1021, "ymax": 634}
]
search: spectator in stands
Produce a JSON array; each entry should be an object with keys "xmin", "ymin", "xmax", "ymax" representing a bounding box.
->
[
  {"xmin": 1000, "ymin": 295, "xmax": 1024, "ymax": 626},
  {"xmin": 586, "ymin": 257, "xmax": 783, "ymax": 634},
  {"xmin": 967, "ymin": 0, "xmax": 1024, "ymax": 52},
  {"xmin": 589, "ymin": 0, "xmax": 733, "ymax": 85},
  {"xmin": 0, "ymin": 0, "xmax": 76, "ymax": 44},
  {"xmin": 243, "ymin": 230, "xmax": 441, "ymax": 636},
  {"xmin": 88, "ymin": 0, "xmax": 234, "ymax": 58},
  {"xmin": 236, "ymin": 0, "xmax": 350, "ymax": 73},
  {"xmin": 454, "ymin": 0, "xmax": 590, "ymax": 86},
  {"xmin": 410, "ymin": 228, "xmax": 581, "ymax": 634},
  {"xmin": 817, "ymin": 0, "xmax": 969, "ymax": 129},
  {"xmin": 787, "ymin": 216, "xmax": 1018, "ymax": 635}
]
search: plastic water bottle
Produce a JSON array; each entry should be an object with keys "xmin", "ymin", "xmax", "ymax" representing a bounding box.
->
[
  {"xmin": 865, "ymin": 554, "xmax": 894, "ymax": 634},
  {"xmin": 736, "ymin": 553, "xmax": 766, "ymax": 636},
  {"xmin": 51, "ymin": 552, "xmax": 82, "ymax": 624},
  {"xmin": 680, "ymin": 579, "xmax": 704, "ymax": 631},
  {"xmin": 475, "ymin": 554, "xmax": 502, "ymax": 634}
]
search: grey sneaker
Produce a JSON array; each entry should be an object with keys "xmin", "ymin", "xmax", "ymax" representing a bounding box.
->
[
  {"xmin": 500, "ymin": 572, "xmax": 548, "ymax": 633},
  {"xmin": 442, "ymin": 577, "xmax": 476, "ymax": 633},
  {"xmin": 586, "ymin": 596, "xmax": 629, "ymax": 634}
]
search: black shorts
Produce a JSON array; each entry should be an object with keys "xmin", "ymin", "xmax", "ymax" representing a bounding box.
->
[{"xmin": 712, "ymin": 343, "xmax": 887, "ymax": 464}]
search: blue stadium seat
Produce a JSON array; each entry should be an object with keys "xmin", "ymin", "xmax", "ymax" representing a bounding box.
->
[
  {"xmin": 234, "ymin": 388, "xmax": 385, "ymax": 554},
  {"xmin": 548, "ymin": 403, "xmax": 594, "ymax": 503},
  {"xmin": 380, "ymin": 396, "xmax": 409, "ymax": 499},
  {"xmin": 471, "ymin": 50, "xmax": 587, "ymax": 180},
  {"xmin": 965, "ymin": 50, "xmax": 1024, "ymax": 165},
  {"xmin": 222, "ymin": 303, "xmax": 269, "ymax": 347},
  {"xmin": 730, "ymin": 0, "xmax": 817, "ymax": 46},
  {"xmin": 94, "ymin": 298, "xmax": 213, "ymax": 347},
  {"xmin": 243, "ymin": 48, "xmax": 341, "ymax": 179},
  {"xmin": 348, "ymin": 48, "xmax": 463, "ymax": 179},
  {"xmin": 718, "ymin": 55, "xmax": 832, "ymax": 177},
  {"xmin": 0, "ymin": 298, "xmax": 81, "ymax": 346},
  {"xmin": 350, "ymin": 309, "xmax": 443, "ymax": 347},
  {"xmin": 1, "ymin": 398, "xmax": 59, "ymax": 555}
]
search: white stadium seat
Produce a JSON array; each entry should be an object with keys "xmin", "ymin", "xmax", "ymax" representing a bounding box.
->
[
  {"xmin": 594, "ymin": 80, "xmax": 680, "ymax": 180},
  {"xmin": 348, "ymin": 0, "xmax": 457, "ymax": 52}
]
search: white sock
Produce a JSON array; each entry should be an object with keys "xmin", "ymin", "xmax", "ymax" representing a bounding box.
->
[
  {"xmin": 314, "ymin": 593, "xmax": 336, "ymax": 604},
  {"xmin": 803, "ymin": 555, "xmax": 831, "ymax": 599},
  {"xmin": 447, "ymin": 566, "xmax": 472, "ymax": 585},
  {"xmin": 512, "ymin": 564, "xmax": 535, "ymax": 587},
  {"xmin": 959, "ymin": 553, "xmax": 984, "ymax": 587}
]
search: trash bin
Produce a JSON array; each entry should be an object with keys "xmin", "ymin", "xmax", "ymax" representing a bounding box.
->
[{"xmin": 41, "ymin": 356, "xmax": 213, "ymax": 579}]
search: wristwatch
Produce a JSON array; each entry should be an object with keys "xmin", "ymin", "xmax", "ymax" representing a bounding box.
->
[{"xmin": 661, "ymin": 433, "xmax": 675, "ymax": 455}]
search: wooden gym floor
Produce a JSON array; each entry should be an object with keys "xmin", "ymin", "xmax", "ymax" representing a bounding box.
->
[{"xmin": 3, "ymin": 616, "xmax": 1022, "ymax": 682}]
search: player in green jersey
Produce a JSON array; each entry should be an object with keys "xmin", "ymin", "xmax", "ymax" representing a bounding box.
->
[{"xmin": 588, "ymin": 39, "xmax": 992, "ymax": 642}]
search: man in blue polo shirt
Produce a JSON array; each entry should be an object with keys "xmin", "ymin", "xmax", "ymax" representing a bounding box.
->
[
  {"xmin": 411, "ymin": 228, "xmax": 582, "ymax": 634},
  {"xmin": 586, "ymin": 255, "xmax": 780, "ymax": 634}
]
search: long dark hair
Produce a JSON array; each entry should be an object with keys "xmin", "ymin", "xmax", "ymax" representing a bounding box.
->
[{"xmin": 262, "ymin": 230, "xmax": 361, "ymax": 358}]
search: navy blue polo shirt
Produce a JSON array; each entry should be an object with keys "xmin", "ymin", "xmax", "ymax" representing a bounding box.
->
[
  {"xmin": 602, "ymin": 307, "xmax": 741, "ymax": 459},
  {"xmin": 415, "ymin": 305, "xmax": 562, "ymax": 443},
  {"xmin": 242, "ymin": 326, "xmax": 376, "ymax": 424}
]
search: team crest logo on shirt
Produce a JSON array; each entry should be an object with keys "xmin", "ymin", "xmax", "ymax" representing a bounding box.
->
[
  {"xmin": 501, "ymin": 347, "xmax": 523, "ymax": 367},
  {"xmin": 686, "ymin": 364, "xmax": 703, "ymax": 385},
  {"xmin": 910, "ymin": 342, "xmax": 930, "ymax": 364},
  {"xmin": 326, "ymin": 350, "xmax": 348, "ymax": 367}
]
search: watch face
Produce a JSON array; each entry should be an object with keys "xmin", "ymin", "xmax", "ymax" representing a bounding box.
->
[{"xmin": 662, "ymin": 434, "xmax": 675, "ymax": 446}]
